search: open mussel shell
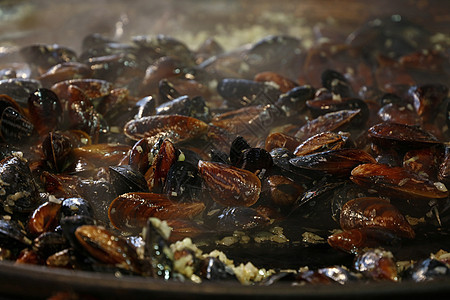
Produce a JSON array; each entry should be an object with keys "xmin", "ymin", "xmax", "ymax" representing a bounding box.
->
[
  {"xmin": 74, "ymin": 225, "xmax": 142, "ymax": 274},
  {"xmin": 28, "ymin": 200, "xmax": 61, "ymax": 236}
]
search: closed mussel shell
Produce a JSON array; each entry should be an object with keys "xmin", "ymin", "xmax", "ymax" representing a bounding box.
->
[
  {"xmin": 108, "ymin": 192, "xmax": 205, "ymax": 232},
  {"xmin": 198, "ymin": 160, "xmax": 261, "ymax": 207},
  {"xmin": 340, "ymin": 197, "xmax": 415, "ymax": 239},
  {"xmin": 289, "ymin": 148, "xmax": 376, "ymax": 178}
]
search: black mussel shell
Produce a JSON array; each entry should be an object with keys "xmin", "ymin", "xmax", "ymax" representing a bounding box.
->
[
  {"xmin": 229, "ymin": 136, "xmax": 251, "ymax": 165},
  {"xmin": 0, "ymin": 219, "xmax": 32, "ymax": 249},
  {"xmin": 163, "ymin": 161, "xmax": 202, "ymax": 203},
  {"xmin": 60, "ymin": 197, "xmax": 94, "ymax": 219},
  {"xmin": 234, "ymin": 147, "xmax": 273, "ymax": 173},
  {"xmin": 403, "ymin": 258, "xmax": 450, "ymax": 282},
  {"xmin": 275, "ymin": 85, "xmax": 315, "ymax": 117},
  {"xmin": 109, "ymin": 165, "xmax": 150, "ymax": 196},
  {"xmin": 32, "ymin": 231, "xmax": 69, "ymax": 259},
  {"xmin": 215, "ymin": 206, "xmax": 271, "ymax": 233},
  {"xmin": 197, "ymin": 256, "xmax": 236, "ymax": 281},
  {"xmin": 0, "ymin": 155, "xmax": 39, "ymax": 213}
]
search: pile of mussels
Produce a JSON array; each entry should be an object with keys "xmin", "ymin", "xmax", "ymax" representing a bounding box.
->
[{"xmin": 0, "ymin": 15, "xmax": 449, "ymax": 286}]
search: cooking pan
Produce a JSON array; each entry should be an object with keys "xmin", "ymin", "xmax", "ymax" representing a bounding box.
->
[{"xmin": 0, "ymin": 0, "xmax": 449, "ymax": 299}]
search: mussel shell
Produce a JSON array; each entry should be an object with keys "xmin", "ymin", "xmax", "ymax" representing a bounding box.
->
[
  {"xmin": 275, "ymin": 85, "xmax": 315, "ymax": 118},
  {"xmin": 163, "ymin": 161, "xmax": 202, "ymax": 203},
  {"xmin": 264, "ymin": 132, "xmax": 300, "ymax": 153},
  {"xmin": 290, "ymin": 180, "xmax": 345, "ymax": 230},
  {"xmin": 289, "ymin": 148, "xmax": 376, "ymax": 178},
  {"xmin": 108, "ymin": 192, "xmax": 205, "ymax": 232},
  {"xmin": 142, "ymin": 217, "xmax": 173, "ymax": 279},
  {"xmin": 123, "ymin": 115, "xmax": 209, "ymax": 144},
  {"xmin": 217, "ymin": 78, "xmax": 281, "ymax": 108},
  {"xmin": 0, "ymin": 155, "xmax": 39, "ymax": 213},
  {"xmin": 254, "ymin": 71, "xmax": 298, "ymax": 93},
  {"xmin": 264, "ymin": 175, "xmax": 304, "ymax": 207},
  {"xmin": 158, "ymin": 79, "xmax": 181, "ymax": 104},
  {"xmin": 340, "ymin": 197, "xmax": 415, "ymax": 239},
  {"xmin": 60, "ymin": 214, "xmax": 96, "ymax": 252},
  {"xmin": 269, "ymin": 147, "xmax": 313, "ymax": 184},
  {"xmin": 354, "ymin": 249, "xmax": 399, "ymax": 281},
  {"xmin": 41, "ymin": 131, "xmax": 73, "ymax": 173},
  {"xmin": 198, "ymin": 160, "xmax": 261, "ymax": 207},
  {"xmin": 60, "ymin": 197, "xmax": 94, "ymax": 219},
  {"xmin": 145, "ymin": 138, "xmax": 178, "ymax": 193},
  {"xmin": 0, "ymin": 78, "xmax": 42, "ymax": 105},
  {"xmin": 27, "ymin": 88, "xmax": 63, "ymax": 136},
  {"xmin": 409, "ymin": 83, "xmax": 448, "ymax": 122},
  {"xmin": 197, "ymin": 256, "xmax": 236, "ymax": 281},
  {"xmin": 32, "ymin": 231, "xmax": 69, "ymax": 259},
  {"xmin": 403, "ymin": 258, "xmax": 450, "ymax": 282},
  {"xmin": 215, "ymin": 206, "xmax": 271, "ymax": 233},
  {"xmin": 156, "ymin": 95, "xmax": 211, "ymax": 122},
  {"xmin": 346, "ymin": 15, "xmax": 430, "ymax": 60},
  {"xmin": 294, "ymin": 109, "xmax": 362, "ymax": 142},
  {"xmin": 351, "ymin": 163, "xmax": 449, "ymax": 201},
  {"xmin": 0, "ymin": 219, "xmax": 32, "ymax": 249},
  {"xmin": 51, "ymin": 78, "xmax": 113, "ymax": 102},
  {"xmin": 368, "ymin": 122, "xmax": 442, "ymax": 150},
  {"xmin": 76, "ymin": 178, "xmax": 116, "ymax": 226},
  {"xmin": 75, "ymin": 225, "xmax": 141, "ymax": 273},
  {"xmin": 293, "ymin": 131, "xmax": 349, "ymax": 156},
  {"xmin": 229, "ymin": 136, "xmax": 251, "ymax": 165},
  {"xmin": 306, "ymin": 98, "xmax": 368, "ymax": 126},
  {"xmin": 109, "ymin": 165, "xmax": 149, "ymax": 196},
  {"xmin": 133, "ymin": 34, "xmax": 195, "ymax": 65},
  {"xmin": 244, "ymin": 35, "xmax": 304, "ymax": 79},
  {"xmin": 133, "ymin": 96, "xmax": 156, "ymax": 119},
  {"xmin": 0, "ymin": 106, "xmax": 35, "ymax": 145},
  {"xmin": 327, "ymin": 227, "xmax": 402, "ymax": 254},
  {"xmin": 320, "ymin": 69, "xmax": 355, "ymax": 98},
  {"xmin": 20, "ymin": 44, "xmax": 78, "ymax": 72},
  {"xmin": 28, "ymin": 200, "xmax": 61, "ymax": 236},
  {"xmin": 234, "ymin": 147, "xmax": 273, "ymax": 173}
]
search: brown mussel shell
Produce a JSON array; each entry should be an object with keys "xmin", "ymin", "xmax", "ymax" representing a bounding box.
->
[
  {"xmin": 339, "ymin": 197, "xmax": 415, "ymax": 239},
  {"xmin": 350, "ymin": 163, "xmax": 449, "ymax": 200},
  {"xmin": 123, "ymin": 115, "xmax": 209, "ymax": 144},
  {"xmin": 108, "ymin": 192, "xmax": 205, "ymax": 232},
  {"xmin": 293, "ymin": 131, "xmax": 349, "ymax": 156},
  {"xmin": 198, "ymin": 160, "xmax": 261, "ymax": 207}
]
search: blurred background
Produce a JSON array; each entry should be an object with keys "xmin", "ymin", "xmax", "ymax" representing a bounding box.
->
[{"xmin": 1, "ymin": 0, "xmax": 449, "ymax": 53}]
